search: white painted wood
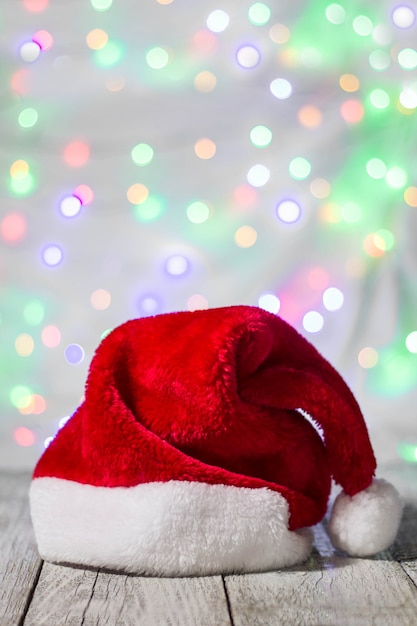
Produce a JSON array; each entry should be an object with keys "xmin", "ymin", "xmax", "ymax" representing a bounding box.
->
[
  {"xmin": 0, "ymin": 472, "xmax": 42, "ymax": 626},
  {"xmin": 24, "ymin": 561, "xmax": 232, "ymax": 625},
  {"xmin": 225, "ymin": 557, "xmax": 417, "ymax": 626},
  {"xmin": 401, "ymin": 561, "xmax": 417, "ymax": 586}
]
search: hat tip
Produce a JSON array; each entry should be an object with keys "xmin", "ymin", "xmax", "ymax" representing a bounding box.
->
[{"xmin": 328, "ymin": 478, "xmax": 402, "ymax": 557}]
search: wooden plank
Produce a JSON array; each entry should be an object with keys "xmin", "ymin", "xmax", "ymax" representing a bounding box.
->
[
  {"xmin": 390, "ymin": 503, "xmax": 417, "ymax": 561},
  {"xmin": 0, "ymin": 472, "xmax": 42, "ymax": 626},
  {"xmin": 225, "ymin": 557, "xmax": 417, "ymax": 626},
  {"xmin": 24, "ymin": 561, "xmax": 232, "ymax": 626},
  {"xmin": 401, "ymin": 561, "xmax": 417, "ymax": 587}
]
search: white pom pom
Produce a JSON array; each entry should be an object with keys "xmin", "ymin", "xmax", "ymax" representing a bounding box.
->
[{"xmin": 328, "ymin": 478, "xmax": 402, "ymax": 557}]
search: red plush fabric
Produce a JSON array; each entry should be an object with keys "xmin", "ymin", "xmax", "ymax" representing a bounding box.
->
[{"xmin": 33, "ymin": 305, "xmax": 376, "ymax": 530}]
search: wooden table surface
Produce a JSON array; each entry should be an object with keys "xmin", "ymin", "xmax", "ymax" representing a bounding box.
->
[{"xmin": 1, "ymin": 468, "xmax": 416, "ymax": 626}]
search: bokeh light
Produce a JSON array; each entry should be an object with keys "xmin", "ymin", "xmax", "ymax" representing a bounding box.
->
[
  {"xmin": 73, "ymin": 184, "xmax": 94, "ymax": 206},
  {"xmin": 270, "ymin": 78, "xmax": 292, "ymax": 99},
  {"xmin": 20, "ymin": 41, "xmax": 41, "ymax": 62},
  {"xmin": 234, "ymin": 225, "xmax": 257, "ymax": 247},
  {"xmin": 41, "ymin": 325, "xmax": 61, "ymax": 348},
  {"xmin": 63, "ymin": 141, "xmax": 90, "ymax": 167},
  {"xmin": 352, "ymin": 15, "xmax": 373, "ymax": 37},
  {"xmin": 137, "ymin": 294, "xmax": 162, "ymax": 316},
  {"xmin": 146, "ymin": 46, "xmax": 170, "ymax": 69},
  {"xmin": 194, "ymin": 138, "xmax": 216, "ymax": 159},
  {"xmin": 86, "ymin": 29, "xmax": 109, "ymax": 50},
  {"xmin": 91, "ymin": 0, "xmax": 112, "ymax": 11},
  {"xmin": 289, "ymin": 157, "xmax": 311, "ymax": 180},
  {"xmin": 32, "ymin": 30, "xmax": 53, "ymax": 51},
  {"xmin": 358, "ymin": 347, "xmax": 378, "ymax": 368},
  {"xmin": 303, "ymin": 311, "xmax": 324, "ymax": 333},
  {"xmin": 269, "ymin": 24, "xmax": 290, "ymax": 44},
  {"xmin": 297, "ymin": 105, "xmax": 322, "ymax": 128},
  {"xmin": 392, "ymin": 5, "xmax": 416, "ymax": 29},
  {"xmin": 14, "ymin": 427, "xmax": 36, "ymax": 447},
  {"xmin": 18, "ymin": 108, "xmax": 38, "ymax": 128},
  {"xmin": 249, "ymin": 125, "xmax": 272, "ymax": 147},
  {"xmin": 248, "ymin": 3, "xmax": 271, "ymax": 26},
  {"xmin": 65, "ymin": 343, "xmax": 85, "ymax": 365},
  {"xmin": 24, "ymin": 300, "xmax": 45, "ymax": 325},
  {"xmin": 236, "ymin": 45, "xmax": 261, "ymax": 69},
  {"xmin": 23, "ymin": 0, "xmax": 49, "ymax": 11},
  {"xmin": 323, "ymin": 287, "xmax": 344, "ymax": 311},
  {"xmin": 340, "ymin": 99, "xmax": 364, "ymax": 123},
  {"xmin": 258, "ymin": 293, "xmax": 280, "ymax": 314},
  {"xmin": 247, "ymin": 164, "xmax": 270, "ymax": 187},
  {"xmin": 131, "ymin": 143, "xmax": 154, "ymax": 166},
  {"xmin": 1, "ymin": 213, "xmax": 27, "ymax": 243},
  {"xmin": 405, "ymin": 331, "xmax": 417, "ymax": 353},
  {"xmin": 187, "ymin": 294, "xmax": 209, "ymax": 311},
  {"xmin": 90, "ymin": 288, "xmax": 111, "ymax": 310},
  {"xmin": 60, "ymin": 196, "xmax": 82, "ymax": 218},
  {"xmin": 194, "ymin": 71, "xmax": 217, "ymax": 92},
  {"xmin": 276, "ymin": 199, "xmax": 301, "ymax": 223},
  {"xmin": 398, "ymin": 48, "xmax": 417, "ymax": 70},
  {"xmin": 325, "ymin": 4, "xmax": 346, "ymax": 24},
  {"xmin": 165, "ymin": 255, "xmax": 190, "ymax": 276},
  {"xmin": 94, "ymin": 41, "xmax": 124, "ymax": 67},
  {"xmin": 15, "ymin": 334, "xmax": 35, "ymax": 357},
  {"xmin": 42, "ymin": 244, "xmax": 63, "ymax": 266},
  {"xmin": 187, "ymin": 201, "xmax": 210, "ymax": 223},
  {"xmin": 339, "ymin": 74, "xmax": 360, "ymax": 92},
  {"xmin": 207, "ymin": 10, "xmax": 230, "ymax": 33},
  {"xmin": 127, "ymin": 183, "xmax": 149, "ymax": 204}
]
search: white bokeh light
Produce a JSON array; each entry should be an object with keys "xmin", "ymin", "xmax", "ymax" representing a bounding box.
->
[{"xmin": 303, "ymin": 311, "xmax": 324, "ymax": 333}]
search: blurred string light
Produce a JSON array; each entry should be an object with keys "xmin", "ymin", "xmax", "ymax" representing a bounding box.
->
[
  {"xmin": 131, "ymin": 143, "xmax": 154, "ymax": 166},
  {"xmin": 187, "ymin": 294, "xmax": 209, "ymax": 311},
  {"xmin": 303, "ymin": 311, "xmax": 324, "ymax": 333},
  {"xmin": 391, "ymin": 5, "xmax": 416, "ymax": 29},
  {"xmin": 236, "ymin": 45, "xmax": 261, "ymax": 68},
  {"xmin": 194, "ymin": 138, "xmax": 216, "ymax": 159},
  {"xmin": 65, "ymin": 343, "xmax": 85, "ymax": 365},
  {"xmin": 247, "ymin": 164, "xmax": 270, "ymax": 186},
  {"xmin": 258, "ymin": 293, "xmax": 280, "ymax": 314},
  {"xmin": 23, "ymin": 0, "xmax": 49, "ymax": 11},
  {"xmin": 248, "ymin": 3, "xmax": 271, "ymax": 26},
  {"xmin": 234, "ymin": 225, "xmax": 257, "ymax": 247},
  {"xmin": 1, "ymin": 213, "xmax": 27, "ymax": 243},
  {"xmin": 270, "ymin": 78, "xmax": 292, "ymax": 99},
  {"xmin": 187, "ymin": 201, "xmax": 210, "ymax": 223},
  {"xmin": 90, "ymin": 0, "xmax": 113, "ymax": 11},
  {"xmin": 18, "ymin": 108, "xmax": 38, "ymax": 128},
  {"xmin": 276, "ymin": 199, "xmax": 301, "ymax": 223},
  {"xmin": 206, "ymin": 10, "xmax": 230, "ymax": 33},
  {"xmin": 250, "ymin": 125, "xmax": 272, "ymax": 147},
  {"xmin": 42, "ymin": 244, "xmax": 63, "ymax": 266},
  {"xmin": 165, "ymin": 254, "xmax": 190, "ymax": 276}
]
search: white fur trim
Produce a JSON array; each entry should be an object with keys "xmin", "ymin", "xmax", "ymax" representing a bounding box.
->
[
  {"xmin": 328, "ymin": 478, "xmax": 402, "ymax": 557},
  {"xmin": 29, "ymin": 478, "xmax": 312, "ymax": 576}
]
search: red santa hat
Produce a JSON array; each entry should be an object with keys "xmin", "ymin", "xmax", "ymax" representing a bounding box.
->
[{"xmin": 30, "ymin": 305, "xmax": 402, "ymax": 576}]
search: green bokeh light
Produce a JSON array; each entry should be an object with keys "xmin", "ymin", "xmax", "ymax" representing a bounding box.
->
[
  {"xmin": 146, "ymin": 47, "xmax": 170, "ymax": 70},
  {"xmin": 131, "ymin": 143, "xmax": 154, "ymax": 166},
  {"xmin": 386, "ymin": 166, "xmax": 407, "ymax": 189},
  {"xmin": 369, "ymin": 88, "xmax": 390, "ymax": 109},
  {"xmin": 398, "ymin": 48, "xmax": 417, "ymax": 70},
  {"xmin": 90, "ymin": 0, "xmax": 112, "ymax": 11},
  {"xmin": 94, "ymin": 41, "xmax": 124, "ymax": 67},
  {"xmin": 289, "ymin": 157, "xmax": 311, "ymax": 180},
  {"xmin": 366, "ymin": 158, "xmax": 387, "ymax": 179},
  {"xmin": 374, "ymin": 228, "xmax": 395, "ymax": 251},
  {"xmin": 250, "ymin": 125, "xmax": 272, "ymax": 147},
  {"xmin": 18, "ymin": 108, "xmax": 38, "ymax": 128},
  {"xmin": 325, "ymin": 4, "xmax": 346, "ymax": 25},
  {"xmin": 248, "ymin": 3, "xmax": 271, "ymax": 26},
  {"xmin": 10, "ymin": 172, "xmax": 35, "ymax": 196},
  {"xmin": 133, "ymin": 195, "xmax": 165, "ymax": 222},
  {"xmin": 10, "ymin": 385, "xmax": 32, "ymax": 409},
  {"xmin": 353, "ymin": 15, "xmax": 373, "ymax": 37},
  {"xmin": 369, "ymin": 50, "xmax": 390, "ymax": 71},
  {"xmin": 24, "ymin": 300, "xmax": 45, "ymax": 325},
  {"xmin": 187, "ymin": 201, "xmax": 210, "ymax": 224},
  {"xmin": 397, "ymin": 442, "xmax": 417, "ymax": 463},
  {"xmin": 368, "ymin": 347, "xmax": 417, "ymax": 396}
]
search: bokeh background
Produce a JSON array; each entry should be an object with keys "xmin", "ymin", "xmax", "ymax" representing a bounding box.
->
[{"xmin": 1, "ymin": 0, "xmax": 417, "ymax": 470}]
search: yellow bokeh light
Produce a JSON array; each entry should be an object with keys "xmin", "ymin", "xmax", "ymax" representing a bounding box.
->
[
  {"xmin": 358, "ymin": 347, "xmax": 378, "ymax": 369},
  {"xmin": 194, "ymin": 71, "xmax": 217, "ymax": 93},
  {"xmin": 194, "ymin": 138, "xmax": 216, "ymax": 159},
  {"xmin": 10, "ymin": 160, "xmax": 29, "ymax": 179},
  {"xmin": 298, "ymin": 105, "xmax": 322, "ymax": 128},
  {"xmin": 269, "ymin": 23, "xmax": 290, "ymax": 44},
  {"xmin": 404, "ymin": 186, "xmax": 417, "ymax": 207},
  {"xmin": 234, "ymin": 225, "xmax": 257, "ymax": 248},
  {"xmin": 15, "ymin": 333, "xmax": 34, "ymax": 356},
  {"xmin": 339, "ymin": 73, "xmax": 360, "ymax": 92},
  {"xmin": 127, "ymin": 183, "xmax": 149, "ymax": 204},
  {"xmin": 86, "ymin": 29, "xmax": 109, "ymax": 50},
  {"xmin": 310, "ymin": 178, "xmax": 331, "ymax": 199}
]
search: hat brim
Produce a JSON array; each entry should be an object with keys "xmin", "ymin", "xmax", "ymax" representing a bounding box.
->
[{"xmin": 30, "ymin": 477, "xmax": 312, "ymax": 576}]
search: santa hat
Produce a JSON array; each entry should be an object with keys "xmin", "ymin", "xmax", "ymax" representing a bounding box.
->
[{"xmin": 30, "ymin": 305, "xmax": 402, "ymax": 576}]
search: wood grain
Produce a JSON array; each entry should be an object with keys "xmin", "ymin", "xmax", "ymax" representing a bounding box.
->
[
  {"xmin": 24, "ymin": 562, "xmax": 232, "ymax": 626},
  {"xmin": 0, "ymin": 472, "xmax": 42, "ymax": 626},
  {"xmin": 225, "ymin": 557, "xmax": 417, "ymax": 626}
]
